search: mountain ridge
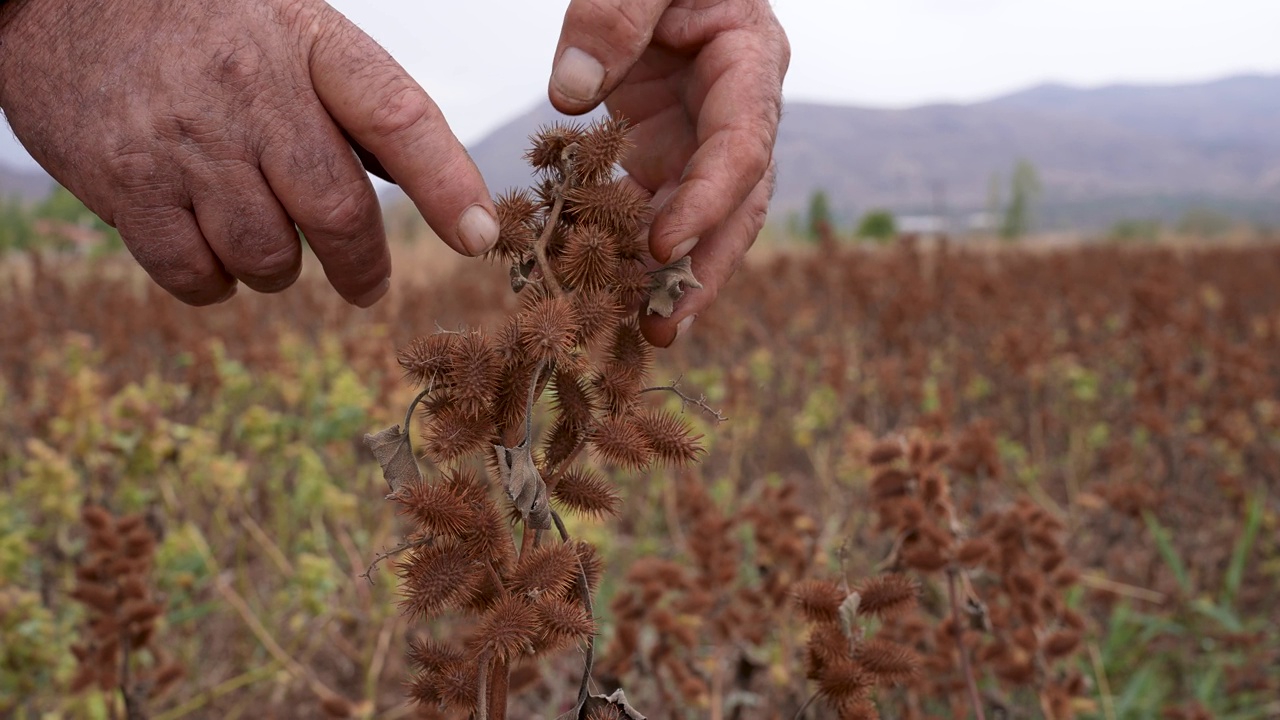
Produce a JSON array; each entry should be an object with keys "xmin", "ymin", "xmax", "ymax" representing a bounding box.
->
[
  {"xmin": 457, "ymin": 73, "xmax": 1280, "ymax": 229},
  {"xmin": 5, "ymin": 73, "xmax": 1278, "ymax": 229}
]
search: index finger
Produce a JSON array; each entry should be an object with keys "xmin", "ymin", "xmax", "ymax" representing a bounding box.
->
[{"xmin": 308, "ymin": 11, "xmax": 499, "ymax": 259}]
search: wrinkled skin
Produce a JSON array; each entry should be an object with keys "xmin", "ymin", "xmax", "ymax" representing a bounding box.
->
[
  {"xmin": 0, "ymin": 0, "xmax": 788, "ymax": 346},
  {"xmin": 549, "ymin": 0, "xmax": 789, "ymax": 345}
]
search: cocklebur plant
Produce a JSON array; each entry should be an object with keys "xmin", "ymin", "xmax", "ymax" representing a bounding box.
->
[
  {"xmin": 67, "ymin": 506, "xmax": 183, "ymax": 719},
  {"xmin": 364, "ymin": 115, "xmax": 718, "ymax": 719}
]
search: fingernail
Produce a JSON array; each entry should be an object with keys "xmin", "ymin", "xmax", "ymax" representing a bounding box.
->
[
  {"xmin": 552, "ymin": 47, "xmax": 605, "ymax": 103},
  {"xmin": 215, "ymin": 284, "xmax": 238, "ymax": 304},
  {"xmin": 353, "ymin": 277, "xmax": 390, "ymax": 308},
  {"xmin": 457, "ymin": 204, "xmax": 499, "ymax": 256},
  {"xmin": 669, "ymin": 237, "xmax": 699, "ymax": 263},
  {"xmin": 673, "ymin": 314, "xmax": 697, "ymax": 343}
]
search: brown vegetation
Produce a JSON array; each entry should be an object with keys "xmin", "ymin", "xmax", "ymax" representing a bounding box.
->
[{"xmin": 2, "ymin": 180, "xmax": 1278, "ymax": 716}]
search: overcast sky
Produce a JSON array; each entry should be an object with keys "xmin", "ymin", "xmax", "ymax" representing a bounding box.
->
[
  {"xmin": 2, "ymin": 0, "xmax": 1278, "ymax": 168},
  {"xmin": 329, "ymin": 0, "xmax": 1280, "ymax": 144}
]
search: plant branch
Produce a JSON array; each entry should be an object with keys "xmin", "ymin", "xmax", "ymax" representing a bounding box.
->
[
  {"xmin": 402, "ymin": 376, "xmax": 437, "ymax": 444},
  {"xmin": 360, "ymin": 537, "xmax": 432, "ymax": 585},
  {"xmin": 792, "ymin": 690, "xmax": 818, "ymax": 720},
  {"xmin": 641, "ymin": 376, "xmax": 727, "ymax": 423},
  {"xmin": 948, "ymin": 568, "xmax": 987, "ymax": 720}
]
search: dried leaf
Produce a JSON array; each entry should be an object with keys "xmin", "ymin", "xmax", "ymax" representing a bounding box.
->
[
  {"xmin": 510, "ymin": 256, "xmax": 536, "ymax": 293},
  {"xmin": 839, "ymin": 591, "xmax": 862, "ymax": 639},
  {"xmin": 580, "ymin": 689, "xmax": 647, "ymax": 720},
  {"xmin": 492, "ymin": 443, "xmax": 552, "ymax": 530},
  {"xmin": 364, "ymin": 425, "xmax": 422, "ymax": 493},
  {"xmin": 645, "ymin": 256, "xmax": 702, "ymax": 318}
]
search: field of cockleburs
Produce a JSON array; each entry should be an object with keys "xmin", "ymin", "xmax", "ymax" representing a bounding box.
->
[{"xmin": 3, "ymin": 192, "xmax": 1279, "ymax": 718}]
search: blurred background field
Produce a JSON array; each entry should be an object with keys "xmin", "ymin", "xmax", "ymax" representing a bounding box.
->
[{"xmin": 2, "ymin": 211, "xmax": 1278, "ymax": 717}]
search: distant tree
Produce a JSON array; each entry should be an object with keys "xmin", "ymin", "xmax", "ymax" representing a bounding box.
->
[
  {"xmin": 986, "ymin": 171, "xmax": 1003, "ymax": 232},
  {"xmin": 855, "ymin": 209, "xmax": 897, "ymax": 243},
  {"xmin": 1000, "ymin": 159, "xmax": 1040, "ymax": 241},
  {"xmin": 806, "ymin": 189, "xmax": 833, "ymax": 242}
]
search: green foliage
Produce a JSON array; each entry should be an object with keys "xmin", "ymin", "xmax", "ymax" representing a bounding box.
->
[
  {"xmin": 0, "ymin": 329, "xmax": 400, "ymax": 714},
  {"xmin": 1100, "ymin": 498, "xmax": 1276, "ymax": 719},
  {"xmin": 1108, "ymin": 218, "xmax": 1163, "ymax": 243},
  {"xmin": 0, "ymin": 186, "xmax": 123, "ymax": 257},
  {"xmin": 1000, "ymin": 158, "xmax": 1040, "ymax": 240},
  {"xmin": 855, "ymin": 208, "xmax": 897, "ymax": 242},
  {"xmin": 805, "ymin": 189, "xmax": 833, "ymax": 241},
  {"xmin": 1176, "ymin": 207, "xmax": 1234, "ymax": 239},
  {"xmin": 0, "ymin": 197, "xmax": 37, "ymax": 254}
]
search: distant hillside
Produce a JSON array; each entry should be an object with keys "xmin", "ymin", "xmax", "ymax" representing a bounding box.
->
[
  {"xmin": 450, "ymin": 74, "xmax": 1280, "ymax": 230},
  {"xmin": 0, "ymin": 162, "xmax": 55, "ymax": 203},
  {"xmin": 9, "ymin": 74, "xmax": 1279, "ymax": 230}
]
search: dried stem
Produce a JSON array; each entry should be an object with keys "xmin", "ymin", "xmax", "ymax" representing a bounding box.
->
[
  {"xmin": 119, "ymin": 615, "xmax": 143, "ymax": 720},
  {"xmin": 476, "ymin": 653, "xmax": 491, "ymax": 720},
  {"xmin": 490, "ymin": 661, "xmax": 510, "ymax": 720},
  {"xmin": 641, "ymin": 377, "xmax": 727, "ymax": 423},
  {"xmin": 948, "ymin": 568, "xmax": 987, "ymax": 720},
  {"xmin": 532, "ymin": 152, "xmax": 577, "ymax": 297},
  {"xmin": 552, "ymin": 509, "xmax": 596, "ymax": 717}
]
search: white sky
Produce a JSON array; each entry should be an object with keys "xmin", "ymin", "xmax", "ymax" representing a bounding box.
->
[
  {"xmin": 3, "ymin": 0, "xmax": 1278, "ymax": 168},
  {"xmin": 328, "ymin": 0, "xmax": 1280, "ymax": 145}
]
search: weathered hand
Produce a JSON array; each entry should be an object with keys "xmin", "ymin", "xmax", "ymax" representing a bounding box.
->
[
  {"xmin": 0, "ymin": 0, "xmax": 498, "ymax": 306},
  {"xmin": 548, "ymin": 0, "xmax": 789, "ymax": 346}
]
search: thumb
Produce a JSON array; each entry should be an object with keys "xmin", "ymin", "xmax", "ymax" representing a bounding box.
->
[{"xmin": 548, "ymin": 0, "xmax": 673, "ymax": 113}]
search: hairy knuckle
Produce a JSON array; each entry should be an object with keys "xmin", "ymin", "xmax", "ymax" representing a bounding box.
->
[
  {"xmin": 776, "ymin": 29, "xmax": 792, "ymax": 72},
  {"xmin": 207, "ymin": 38, "xmax": 268, "ymax": 88}
]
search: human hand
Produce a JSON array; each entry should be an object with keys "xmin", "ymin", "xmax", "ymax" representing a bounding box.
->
[
  {"xmin": 546, "ymin": 0, "xmax": 789, "ymax": 346},
  {"xmin": 0, "ymin": 0, "xmax": 498, "ymax": 306}
]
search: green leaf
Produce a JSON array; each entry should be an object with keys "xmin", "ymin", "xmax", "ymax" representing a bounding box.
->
[
  {"xmin": 1143, "ymin": 511, "xmax": 1192, "ymax": 597},
  {"xmin": 1192, "ymin": 597, "xmax": 1243, "ymax": 634},
  {"xmin": 1222, "ymin": 491, "xmax": 1265, "ymax": 608}
]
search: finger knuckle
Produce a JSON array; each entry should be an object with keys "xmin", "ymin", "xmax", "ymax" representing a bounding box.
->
[
  {"xmin": 314, "ymin": 184, "xmax": 377, "ymax": 238},
  {"xmin": 414, "ymin": 149, "xmax": 472, "ymax": 196},
  {"xmin": 165, "ymin": 271, "xmax": 223, "ymax": 304},
  {"xmin": 240, "ymin": 242, "xmax": 301, "ymax": 290},
  {"xmin": 737, "ymin": 120, "xmax": 774, "ymax": 180},
  {"xmin": 366, "ymin": 81, "xmax": 435, "ymax": 139},
  {"xmin": 581, "ymin": 0, "xmax": 652, "ymax": 55},
  {"xmin": 104, "ymin": 149, "xmax": 160, "ymax": 188}
]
